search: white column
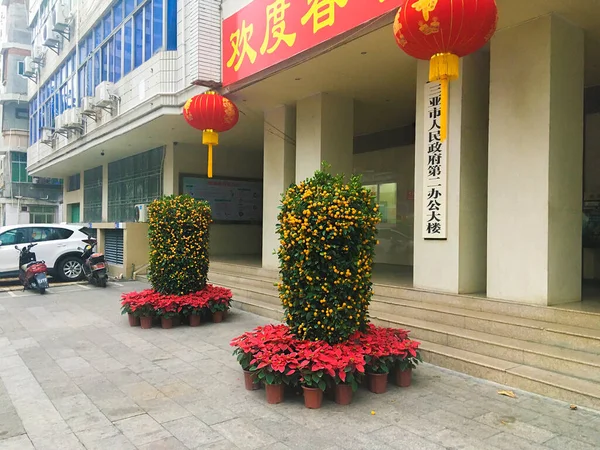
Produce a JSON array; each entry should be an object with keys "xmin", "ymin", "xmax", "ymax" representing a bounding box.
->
[
  {"xmin": 262, "ymin": 105, "xmax": 296, "ymax": 269},
  {"xmin": 487, "ymin": 15, "xmax": 584, "ymax": 305},
  {"xmin": 295, "ymin": 93, "xmax": 354, "ymax": 182},
  {"xmin": 162, "ymin": 143, "xmax": 177, "ymax": 196},
  {"xmin": 413, "ymin": 51, "xmax": 490, "ymax": 294}
]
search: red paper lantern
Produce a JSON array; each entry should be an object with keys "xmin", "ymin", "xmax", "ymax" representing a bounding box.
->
[
  {"xmin": 393, "ymin": 0, "xmax": 498, "ymax": 141},
  {"xmin": 183, "ymin": 91, "xmax": 239, "ymax": 178}
]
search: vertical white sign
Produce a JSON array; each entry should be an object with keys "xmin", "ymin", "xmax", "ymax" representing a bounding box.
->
[{"xmin": 422, "ymin": 81, "xmax": 447, "ymax": 240}]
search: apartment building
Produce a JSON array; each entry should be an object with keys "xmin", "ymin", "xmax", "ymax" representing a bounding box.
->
[
  {"xmin": 24, "ymin": 0, "xmax": 232, "ymax": 275},
  {"xmin": 1, "ymin": 0, "xmax": 62, "ymax": 225}
]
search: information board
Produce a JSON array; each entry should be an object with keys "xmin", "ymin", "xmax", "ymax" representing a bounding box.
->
[{"xmin": 181, "ymin": 176, "xmax": 263, "ymax": 223}]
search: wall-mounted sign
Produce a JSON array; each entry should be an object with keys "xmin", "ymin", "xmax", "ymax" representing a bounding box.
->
[
  {"xmin": 423, "ymin": 81, "xmax": 447, "ymax": 240},
  {"xmin": 181, "ymin": 175, "xmax": 263, "ymax": 224},
  {"xmin": 222, "ymin": 0, "xmax": 403, "ymax": 86}
]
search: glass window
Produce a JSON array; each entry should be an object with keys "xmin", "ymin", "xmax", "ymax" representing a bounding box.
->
[
  {"xmin": 68, "ymin": 173, "xmax": 81, "ymax": 192},
  {"xmin": 30, "ymin": 227, "xmax": 52, "ymax": 242},
  {"xmin": 84, "ymin": 166, "xmax": 103, "ymax": 223},
  {"xmin": 125, "ymin": 0, "xmax": 135, "ymax": 16},
  {"xmin": 101, "ymin": 44, "xmax": 108, "ymax": 82},
  {"xmin": 103, "ymin": 12, "xmax": 111, "ymax": 39},
  {"xmin": 0, "ymin": 229, "xmax": 28, "ymax": 246},
  {"xmin": 114, "ymin": 0, "xmax": 123, "ymax": 26},
  {"xmin": 124, "ymin": 19, "xmax": 132, "ymax": 75},
  {"xmin": 107, "ymin": 38, "xmax": 114, "ymax": 82},
  {"xmin": 166, "ymin": 0, "xmax": 177, "ymax": 50},
  {"xmin": 11, "ymin": 151, "xmax": 28, "ymax": 183},
  {"xmin": 94, "ymin": 51, "xmax": 101, "ymax": 89},
  {"xmin": 86, "ymin": 62, "xmax": 93, "ymax": 96},
  {"xmin": 144, "ymin": 2, "xmax": 152, "ymax": 61},
  {"xmin": 80, "ymin": 37, "xmax": 88, "ymax": 64},
  {"xmin": 152, "ymin": 0, "xmax": 163, "ymax": 53},
  {"xmin": 114, "ymin": 29, "xmax": 122, "ymax": 82},
  {"xmin": 94, "ymin": 24, "xmax": 102, "ymax": 47},
  {"xmin": 134, "ymin": 11, "xmax": 143, "ymax": 68}
]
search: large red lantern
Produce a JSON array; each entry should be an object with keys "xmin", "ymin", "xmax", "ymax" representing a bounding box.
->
[
  {"xmin": 183, "ymin": 91, "xmax": 239, "ymax": 178},
  {"xmin": 393, "ymin": 0, "xmax": 498, "ymax": 141}
]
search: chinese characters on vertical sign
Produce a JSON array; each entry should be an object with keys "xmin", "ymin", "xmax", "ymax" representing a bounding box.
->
[
  {"xmin": 423, "ymin": 81, "xmax": 447, "ymax": 239},
  {"xmin": 222, "ymin": 0, "xmax": 403, "ymax": 86}
]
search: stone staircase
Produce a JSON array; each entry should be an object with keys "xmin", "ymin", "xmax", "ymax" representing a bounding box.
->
[{"xmin": 209, "ymin": 261, "xmax": 600, "ymax": 410}]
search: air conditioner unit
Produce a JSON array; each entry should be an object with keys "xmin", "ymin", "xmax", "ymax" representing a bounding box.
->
[
  {"xmin": 81, "ymin": 96, "xmax": 96, "ymax": 114},
  {"xmin": 134, "ymin": 204, "xmax": 148, "ymax": 222},
  {"xmin": 41, "ymin": 128, "xmax": 54, "ymax": 144},
  {"xmin": 54, "ymin": 112, "xmax": 65, "ymax": 130},
  {"xmin": 52, "ymin": 4, "xmax": 72, "ymax": 33},
  {"xmin": 43, "ymin": 21, "xmax": 60, "ymax": 48},
  {"xmin": 95, "ymin": 82, "xmax": 117, "ymax": 107},
  {"xmin": 22, "ymin": 57, "xmax": 36, "ymax": 77},
  {"xmin": 63, "ymin": 108, "xmax": 82, "ymax": 129},
  {"xmin": 32, "ymin": 46, "xmax": 46, "ymax": 65}
]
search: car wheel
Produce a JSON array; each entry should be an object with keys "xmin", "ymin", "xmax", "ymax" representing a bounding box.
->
[{"xmin": 59, "ymin": 257, "xmax": 84, "ymax": 281}]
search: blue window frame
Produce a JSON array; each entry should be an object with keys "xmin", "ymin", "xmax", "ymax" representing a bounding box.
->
[
  {"xmin": 166, "ymin": 0, "xmax": 176, "ymax": 50},
  {"xmin": 134, "ymin": 11, "xmax": 143, "ymax": 68},
  {"xmin": 124, "ymin": 19, "xmax": 132, "ymax": 75},
  {"xmin": 152, "ymin": 0, "xmax": 163, "ymax": 53},
  {"xmin": 125, "ymin": 0, "xmax": 135, "ymax": 16},
  {"xmin": 114, "ymin": 29, "xmax": 123, "ymax": 82},
  {"xmin": 29, "ymin": 0, "xmax": 176, "ymax": 145},
  {"xmin": 144, "ymin": 3, "xmax": 152, "ymax": 61},
  {"xmin": 114, "ymin": 1, "xmax": 123, "ymax": 27}
]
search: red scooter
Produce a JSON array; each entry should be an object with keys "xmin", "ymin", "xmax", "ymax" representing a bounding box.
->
[{"xmin": 16, "ymin": 243, "xmax": 49, "ymax": 294}]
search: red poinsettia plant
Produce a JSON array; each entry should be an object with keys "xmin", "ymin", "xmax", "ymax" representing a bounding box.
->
[
  {"xmin": 121, "ymin": 285, "xmax": 232, "ymax": 318},
  {"xmin": 230, "ymin": 323, "xmax": 420, "ymax": 389}
]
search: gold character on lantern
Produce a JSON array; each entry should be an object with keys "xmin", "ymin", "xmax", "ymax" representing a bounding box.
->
[
  {"xmin": 301, "ymin": 0, "xmax": 348, "ymax": 34},
  {"xmin": 419, "ymin": 17, "xmax": 440, "ymax": 35},
  {"xmin": 261, "ymin": 0, "xmax": 296, "ymax": 54},
  {"xmin": 226, "ymin": 20, "xmax": 258, "ymax": 72},
  {"xmin": 411, "ymin": 0, "xmax": 438, "ymax": 22}
]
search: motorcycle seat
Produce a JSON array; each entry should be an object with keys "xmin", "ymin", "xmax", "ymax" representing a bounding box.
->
[{"xmin": 21, "ymin": 261, "xmax": 43, "ymax": 271}]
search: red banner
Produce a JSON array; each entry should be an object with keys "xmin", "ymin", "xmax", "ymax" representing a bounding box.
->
[{"xmin": 222, "ymin": 0, "xmax": 404, "ymax": 86}]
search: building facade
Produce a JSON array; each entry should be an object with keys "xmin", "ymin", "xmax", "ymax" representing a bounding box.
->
[
  {"xmin": 1, "ymin": 0, "xmax": 62, "ymax": 226},
  {"xmin": 25, "ymin": 0, "xmax": 230, "ymax": 275}
]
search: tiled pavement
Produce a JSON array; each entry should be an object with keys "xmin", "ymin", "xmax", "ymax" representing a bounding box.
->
[{"xmin": 1, "ymin": 281, "xmax": 600, "ymax": 450}]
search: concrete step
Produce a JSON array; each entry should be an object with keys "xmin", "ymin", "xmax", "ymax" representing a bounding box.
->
[
  {"xmin": 231, "ymin": 297, "xmax": 283, "ymax": 322},
  {"xmin": 370, "ymin": 309, "xmax": 600, "ymax": 384},
  {"xmin": 370, "ymin": 297, "xmax": 600, "ymax": 355},
  {"xmin": 209, "ymin": 270, "xmax": 278, "ymax": 292},
  {"xmin": 374, "ymin": 284, "xmax": 600, "ymax": 331},
  {"xmin": 210, "ymin": 262, "xmax": 600, "ymax": 331},
  {"xmin": 407, "ymin": 337, "xmax": 600, "ymax": 411}
]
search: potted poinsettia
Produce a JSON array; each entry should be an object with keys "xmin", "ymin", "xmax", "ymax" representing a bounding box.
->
[
  {"xmin": 136, "ymin": 301, "xmax": 156, "ymax": 329},
  {"xmin": 394, "ymin": 339, "xmax": 422, "ymax": 387},
  {"xmin": 208, "ymin": 299, "xmax": 228, "ymax": 323},
  {"xmin": 183, "ymin": 292, "xmax": 207, "ymax": 327},
  {"xmin": 120, "ymin": 300, "xmax": 139, "ymax": 327},
  {"xmin": 155, "ymin": 296, "xmax": 181, "ymax": 329},
  {"xmin": 299, "ymin": 368, "xmax": 327, "ymax": 409},
  {"xmin": 252, "ymin": 352, "xmax": 299, "ymax": 404},
  {"xmin": 365, "ymin": 354, "xmax": 392, "ymax": 394}
]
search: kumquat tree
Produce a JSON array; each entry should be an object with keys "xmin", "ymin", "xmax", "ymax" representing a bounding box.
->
[
  {"xmin": 148, "ymin": 195, "xmax": 212, "ymax": 295},
  {"xmin": 276, "ymin": 165, "xmax": 382, "ymax": 343}
]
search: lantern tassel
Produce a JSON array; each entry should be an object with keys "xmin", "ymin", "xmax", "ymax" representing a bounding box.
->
[
  {"xmin": 208, "ymin": 144, "xmax": 213, "ymax": 178},
  {"xmin": 202, "ymin": 129, "xmax": 219, "ymax": 179},
  {"xmin": 429, "ymin": 53, "xmax": 460, "ymax": 142}
]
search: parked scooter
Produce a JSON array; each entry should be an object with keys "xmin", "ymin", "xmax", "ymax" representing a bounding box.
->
[
  {"xmin": 79, "ymin": 239, "xmax": 108, "ymax": 287},
  {"xmin": 16, "ymin": 243, "xmax": 49, "ymax": 294}
]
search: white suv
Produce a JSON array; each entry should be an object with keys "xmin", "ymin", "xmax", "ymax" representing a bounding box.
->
[{"xmin": 0, "ymin": 224, "xmax": 90, "ymax": 281}]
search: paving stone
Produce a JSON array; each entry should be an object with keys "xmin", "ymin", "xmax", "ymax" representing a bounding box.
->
[
  {"xmin": 114, "ymin": 413, "xmax": 171, "ymax": 446},
  {"xmin": 422, "ymin": 408, "xmax": 500, "ymax": 441},
  {"xmin": 543, "ymin": 435, "xmax": 600, "ymax": 450},
  {"xmin": 136, "ymin": 437, "xmax": 188, "ymax": 450},
  {"xmin": 28, "ymin": 432, "xmax": 85, "ymax": 450},
  {"xmin": 0, "ymin": 435, "xmax": 34, "ymax": 450},
  {"xmin": 474, "ymin": 411, "xmax": 555, "ymax": 443},
  {"xmin": 163, "ymin": 416, "xmax": 225, "ymax": 448},
  {"xmin": 183, "ymin": 399, "xmax": 238, "ymax": 425},
  {"xmin": 138, "ymin": 396, "xmax": 192, "ymax": 424},
  {"xmin": 210, "ymin": 418, "xmax": 278, "ymax": 450},
  {"xmin": 372, "ymin": 425, "xmax": 445, "ymax": 450},
  {"xmin": 75, "ymin": 425, "xmax": 136, "ymax": 450},
  {"xmin": 51, "ymin": 394, "xmax": 112, "ymax": 432},
  {"xmin": 483, "ymin": 432, "xmax": 549, "ymax": 450},
  {"xmin": 0, "ymin": 411, "xmax": 25, "ymax": 441}
]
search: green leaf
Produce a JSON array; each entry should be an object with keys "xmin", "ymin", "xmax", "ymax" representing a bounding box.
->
[{"xmin": 266, "ymin": 372, "xmax": 275, "ymax": 385}]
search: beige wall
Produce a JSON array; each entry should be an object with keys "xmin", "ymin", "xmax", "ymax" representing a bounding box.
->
[
  {"xmin": 165, "ymin": 142, "xmax": 263, "ymax": 256},
  {"xmin": 124, "ymin": 223, "xmax": 150, "ymax": 278}
]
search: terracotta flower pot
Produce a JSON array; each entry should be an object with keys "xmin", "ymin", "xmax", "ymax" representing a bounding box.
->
[
  {"xmin": 395, "ymin": 368, "xmax": 412, "ymax": 387},
  {"xmin": 212, "ymin": 311, "xmax": 224, "ymax": 323},
  {"xmin": 302, "ymin": 386, "xmax": 323, "ymax": 409},
  {"xmin": 243, "ymin": 370, "xmax": 261, "ymax": 391},
  {"xmin": 161, "ymin": 317, "xmax": 173, "ymax": 329},
  {"xmin": 367, "ymin": 372, "xmax": 388, "ymax": 394},
  {"xmin": 265, "ymin": 383, "xmax": 285, "ymax": 404},
  {"xmin": 189, "ymin": 314, "xmax": 202, "ymax": 327},
  {"xmin": 334, "ymin": 383, "xmax": 353, "ymax": 405},
  {"xmin": 127, "ymin": 313, "xmax": 140, "ymax": 327},
  {"xmin": 140, "ymin": 316, "xmax": 153, "ymax": 329}
]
